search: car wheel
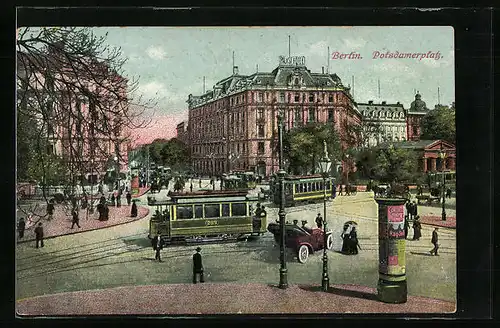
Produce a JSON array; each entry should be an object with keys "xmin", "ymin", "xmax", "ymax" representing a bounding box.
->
[
  {"xmin": 297, "ymin": 245, "xmax": 309, "ymax": 264},
  {"xmin": 326, "ymin": 233, "xmax": 334, "ymax": 250}
]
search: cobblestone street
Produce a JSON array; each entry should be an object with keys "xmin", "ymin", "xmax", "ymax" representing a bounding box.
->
[{"xmin": 16, "ymin": 185, "xmax": 456, "ymax": 315}]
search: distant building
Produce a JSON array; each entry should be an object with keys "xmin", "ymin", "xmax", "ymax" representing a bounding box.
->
[
  {"xmin": 176, "ymin": 121, "xmax": 189, "ymax": 145},
  {"xmin": 358, "ymin": 100, "xmax": 407, "ymax": 147},
  {"xmin": 186, "ymin": 56, "xmax": 361, "ymax": 177},
  {"xmin": 406, "ymin": 92, "xmax": 429, "ymax": 141},
  {"xmin": 377, "ymin": 139, "xmax": 456, "ymax": 173}
]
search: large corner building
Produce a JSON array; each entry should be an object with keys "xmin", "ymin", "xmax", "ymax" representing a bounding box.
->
[{"xmin": 186, "ymin": 56, "xmax": 361, "ymax": 177}]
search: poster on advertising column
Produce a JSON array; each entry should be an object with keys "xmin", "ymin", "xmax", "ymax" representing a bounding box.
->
[{"xmin": 386, "ymin": 205, "xmax": 406, "ymax": 276}]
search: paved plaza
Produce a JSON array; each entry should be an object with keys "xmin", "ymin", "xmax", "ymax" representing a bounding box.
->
[{"xmin": 15, "ymin": 181, "xmax": 457, "ymax": 315}]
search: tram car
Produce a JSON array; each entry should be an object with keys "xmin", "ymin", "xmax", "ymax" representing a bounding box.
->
[
  {"xmin": 148, "ymin": 190, "xmax": 267, "ymax": 244},
  {"xmin": 270, "ymin": 174, "xmax": 335, "ymax": 207}
]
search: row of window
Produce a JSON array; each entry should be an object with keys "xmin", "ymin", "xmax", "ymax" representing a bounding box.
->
[
  {"xmin": 293, "ymin": 181, "xmax": 331, "ymax": 193},
  {"xmin": 176, "ymin": 203, "xmax": 248, "ymax": 220},
  {"xmin": 191, "ymin": 143, "xmax": 247, "ymax": 155},
  {"xmin": 363, "ymin": 111, "xmax": 405, "ymax": 119}
]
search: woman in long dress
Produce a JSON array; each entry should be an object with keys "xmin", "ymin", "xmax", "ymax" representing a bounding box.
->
[{"xmin": 412, "ymin": 216, "xmax": 422, "ymax": 240}]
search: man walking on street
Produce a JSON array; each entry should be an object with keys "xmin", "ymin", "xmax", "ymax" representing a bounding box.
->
[
  {"xmin": 152, "ymin": 232, "xmax": 164, "ymax": 262},
  {"xmin": 193, "ymin": 247, "xmax": 204, "ymax": 283},
  {"xmin": 35, "ymin": 222, "xmax": 44, "ymax": 248},
  {"xmin": 430, "ymin": 227, "xmax": 439, "ymax": 256},
  {"xmin": 339, "ymin": 184, "xmax": 343, "ymax": 196},
  {"xmin": 18, "ymin": 217, "xmax": 26, "ymax": 239},
  {"xmin": 126, "ymin": 190, "xmax": 132, "ymax": 206},
  {"xmin": 71, "ymin": 209, "xmax": 81, "ymax": 229},
  {"xmin": 315, "ymin": 213, "xmax": 323, "ymax": 229}
]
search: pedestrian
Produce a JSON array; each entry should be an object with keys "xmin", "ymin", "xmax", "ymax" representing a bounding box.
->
[
  {"xmin": 255, "ymin": 203, "xmax": 262, "ymax": 217},
  {"xmin": 126, "ymin": 191, "xmax": 132, "ymax": 206},
  {"xmin": 100, "ymin": 194, "xmax": 106, "ymax": 205},
  {"xmin": 315, "ymin": 213, "xmax": 323, "ymax": 229},
  {"xmin": 190, "ymin": 182, "xmax": 193, "ymax": 193},
  {"xmin": 260, "ymin": 206, "xmax": 267, "ymax": 218},
  {"xmin": 405, "ymin": 201, "xmax": 411, "ymax": 222},
  {"xmin": 98, "ymin": 182, "xmax": 103, "ymax": 195},
  {"xmin": 131, "ymin": 200, "xmax": 138, "ymax": 218},
  {"xmin": 71, "ymin": 195, "xmax": 78, "ymax": 212},
  {"xmin": 34, "ymin": 222, "xmax": 44, "ymax": 248},
  {"xmin": 104, "ymin": 204, "xmax": 110, "ymax": 221},
  {"xmin": 18, "ymin": 217, "xmax": 26, "ymax": 239},
  {"xmin": 339, "ymin": 184, "xmax": 343, "ymax": 196},
  {"xmin": 411, "ymin": 201, "xmax": 418, "ymax": 220},
  {"xmin": 430, "ymin": 227, "xmax": 439, "ymax": 256},
  {"xmin": 71, "ymin": 209, "xmax": 81, "ymax": 229},
  {"xmin": 332, "ymin": 183, "xmax": 337, "ymax": 199},
  {"xmin": 152, "ymin": 232, "xmax": 164, "ymax": 262},
  {"xmin": 341, "ymin": 223, "xmax": 350, "ymax": 254},
  {"xmin": 46, "ymin": 200, "xmax": 55, "ymax": 221},
  {"xmin": 404, "ymin": 218, "xmax": 410, "ymax": 239},
  {"xmin": 110, "ymin": 193, "xmax": 115, "ymax": 207},
  {"xmin": 293, "ymin": 219, "xmax": 299, "ymax": 226},
  {"xmin": 192, "ymin": 247, "xmax": 204, "ymax": 284},
  {"xmin": 349, "ymin": 226, "xmax": 360, "ymax": 255},
  {"xmin": 412, "ymin": 216, "xmax": 422, "ymax": 240},
  {"xmin": 199, "ymin": 178, "xmax": 202, "ymax": 188},
  {"xmin": 446, "ymin": 188, "xmax": 452, "ymax": 198},
  {"xmin": 116, "ymin": 192, "xmax": 121, "ymax": 208},
  {"xmin": 97, "ymin": 202, "xmax": 105, "ymax": 220}
]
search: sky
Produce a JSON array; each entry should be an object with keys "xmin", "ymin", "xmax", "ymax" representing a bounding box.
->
[{"xmin": 90, "ymin": 26, "xmax": 455, "ymax": 145}]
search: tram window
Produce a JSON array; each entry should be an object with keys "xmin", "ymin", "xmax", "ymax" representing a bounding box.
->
[
  {"xmin": 205, "ymin": 204, "xmax": 220, "ymax": 218},
  {"xmin": 232, "ymin": 203, "xmax": 247, "ymax": 216},
  {"xmin": 194, "ymin": 205, "xmax": 203, "ymax": 218},
  {"xmin": 307, "ymin": 183, "xmax": 311, "ymax": 192},
  {"xmin": 319, "ymin": 181, "xmax": 323, "ymax": 190},
  {"xmin": 177, "ymin": 205, "xmax": 193, "ymax": 219},
  {"xmin": 299, "ymin": 184, "xmax": 303, "ymax": 193},
  {"xmin": 222, "ymin": 204, "xmax": 230, "ymax": 217}
]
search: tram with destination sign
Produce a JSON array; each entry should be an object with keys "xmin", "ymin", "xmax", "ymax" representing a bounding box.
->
[
  {"xmin": 270, "ymin": 174, "xmax": 335, "ymax": 207},
  {"xmin": 148, "ymin": 190, "xmax": 266, "ymax": 244}
]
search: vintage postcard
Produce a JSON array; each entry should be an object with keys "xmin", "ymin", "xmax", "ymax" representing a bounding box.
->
[{"xmin": 16, "ymin": 25, "xmax": 456, "ymax": 316}]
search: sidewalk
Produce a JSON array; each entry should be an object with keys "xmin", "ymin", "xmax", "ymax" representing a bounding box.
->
[
  {"xmin": 419, "ymin": 215, "xmax": 456, "ymax": 229},
  {"xmin": 16, "ymin": 283, "xmax": 455, "ymax": 315},
  {"xmin": 16, "ymin": 203, "xmax": 150, "ymax": 243}
]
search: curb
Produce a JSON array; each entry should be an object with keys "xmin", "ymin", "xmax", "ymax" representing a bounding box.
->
[{"xmin": 16, "ymin": 206, "xmax": 151, "ymax": 244}]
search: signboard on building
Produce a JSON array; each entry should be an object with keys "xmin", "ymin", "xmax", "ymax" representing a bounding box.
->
[{"xmin": 279, "ymin": 56, "xmax": 306, "ymax": 66}]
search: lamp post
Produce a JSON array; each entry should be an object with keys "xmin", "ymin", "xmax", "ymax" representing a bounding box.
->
[
  {"xmin": 114, "ymin": 156, "xmax": 119, "ymax": 192},
  {"xmin": 345, "ymin": 154, "xmax": 350, "ymax": 195},
  {"xmin": 439, "ymin": 147, "xmax": 447, "ymax": 221},
  {"xmin": 319, "ymin": 140, "xmax": 332, "ymax": 292},
  {"xmin": 89, "ymin": 158, "xmax": 94, "ymax": 215},
  {"xmin": 277, "ymin": 109, "xmax": 288, "ymax": 289}
]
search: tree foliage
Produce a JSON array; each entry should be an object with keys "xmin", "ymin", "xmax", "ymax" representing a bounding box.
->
[
  {"xmin": 282, "ymin": 123, "xmax": 342, "ymax": 175},
  {"xmin": 420, "ymin": 103, "xmax": 456, "ymax": 143},
  {"xmin": 17, "ymin": 27, "xmax": 154, "ymax": 191},
  {"xmin": 145, "ymin": 138, "xmax": 190, "ymax": 170},
  {"xmin": 373, "ymin": 146, "xmax": 419, "ymax": 184}
]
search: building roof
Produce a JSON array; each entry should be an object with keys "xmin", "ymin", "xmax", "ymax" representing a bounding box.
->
[
  {"xmin": 376, "ymin": 139, "xmax": 455, "ymax": 150},
  {"xmin": 187, "ymin": 57, "xmax": 352, "ymax": 108}
]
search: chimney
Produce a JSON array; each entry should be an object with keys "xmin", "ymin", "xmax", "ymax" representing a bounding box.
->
[
  {"xmin": 382, "ymin": 101, "xmax": 387, "ymax": 105},
  {"xmin": 368, "ymin": 100, "xmax": 373, "ymax": 105},
  {"xmin": 233, "ymin": 66, "xmax": 239, "ymax": 75},
  {"xmin": 322, "ymin": 67, "xmax": 324, "ymax": 74}
]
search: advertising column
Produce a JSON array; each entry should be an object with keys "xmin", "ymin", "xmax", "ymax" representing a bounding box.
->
[{"xmin": 375, "ymin": 197, "xmax": 407, "ymax": 303}]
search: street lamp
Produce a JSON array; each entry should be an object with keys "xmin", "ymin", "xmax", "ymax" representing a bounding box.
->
[
  {"xmin": 89, "ymin": 158, "xmax": 95, "ymax": 215},
  {"xmin": 114, "ymin": 156, "xmax": 119, "ymax": 191},
  {"xmin": 318, "ymin": 140, "xmax": 332, "ymax": 292},
  {"xmin": 277, "ymin": 109, "xmax": 288, "ymax": 289},
  {"xmin": 439, "ymin": 147, "xmax": 447, "ymax": 221}
]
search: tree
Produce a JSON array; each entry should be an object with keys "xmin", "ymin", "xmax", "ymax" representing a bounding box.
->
[
  {"xmin": 282, "ymin": 123, "xmax": 342, "ymax": 175},
  {"xmin": 160, "ymin": 138, "xmax": 190, "ymax": 170},
  {"xmin": 17, "ymin": 27, "xmax": 154, "ymax": 199},
  {"xmin": 373, "ymin": 146, "xmax": 419, "ymax": 184},
  {"xmin": 420, "ymin": 104, "xmax": 456, "ymax": 143},
  {"xmin": 354, "ymin": 148, "xmax": 379, "ymax": 180}
]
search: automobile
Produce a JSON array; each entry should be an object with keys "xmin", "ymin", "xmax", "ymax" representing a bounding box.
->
[{"xmin": 267, "ymin": 222, "xmax": 334, "ymax": 263}]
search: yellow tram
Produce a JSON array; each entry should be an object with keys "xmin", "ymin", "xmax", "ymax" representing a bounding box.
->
[
  {"xmin": 148, "ymin": 190, "xmax": 267, "ymax": 243},
  {"xmin": 271, "ymin": 174, "xmax": 335, "ymax": 207}
]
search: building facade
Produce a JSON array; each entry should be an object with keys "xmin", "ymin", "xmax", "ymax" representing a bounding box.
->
[
  {"xmin": 406, "ymin": 92, "xmax": 428, "ymax": 141},
  {"xmin": 176, "ymin": 121, "xmax": 189, "ymax": 145},
  {"xmin": 358, "ymin": 100, "xmax": 407, "ymax": 147},
  {"xmin": 187, "ymin": 56, "xmax": 362, "ymax": 177}
]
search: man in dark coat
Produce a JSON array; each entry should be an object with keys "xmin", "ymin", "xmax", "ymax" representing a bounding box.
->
[
  {"xmin": 193, "ymin": 247, "xmax": 204, "ymax": 283},
  {"xmin": 110, "ymin": 193, "xmax": 116, "ymax": 206},
  {"xmin": 446, "ymin": 188, "xmax": 452, "ymax": 198},
  {"xmin": 405, "ymin": 201, "xmax": 411, "ymax": 222},
  {"xmin": 71, "ymin": 209, "xmax": 81, "ymax": 229},
  {"xmin": 190, "ymin": 182, "xmax": 193, "ymax": 193},
  {"xmin": 18, "ymin": 217, "xmax": 26, "ymax": 239},
  {"xmin": 47, "ymin": 200, "xmax": 55, "ymax": 221},
  {"xmin": 198, "ymin": 178, "xmax": 202, "ymax": 188},
  {"xmin": 34, "ymin": 222, "xmax": 44, "ymax": 248},
  {"xmin": 315, "ymin": 213, "xmax": 323, "ymax": 229},
  {"xmin": 349, "ymin": 226, "xmax": 360, "ymax": 255},
  {"xmin": 404, "ymin": 219, "xmax": 410, "ymax": 239},
  {"xmin": 339, "ymin": 184, "xmax": 343, "ymax": 196},
  {"xmin": 412, "ymin": 216, "xmax": 422, "ymax": 240},
  {"xmin": 126, "ymin": 191, "xmax": 132, "ymax": 206},
  {"xmin": 430, "ymin": 227, "xmax": 439, "ymax": 255},
  {"xmin": 100, "ymin": 194, "xmax": 106, "ymax": 205},
  {"xmin": 116, "ymin": 192, "xmax": 121, "ymax": 208},
  {"xmin": 255, "ymin": 203, "xmax": 262, "ymax": 217},
  {"xmin": 131, "ymin": 200, "xmax": 138, "ymax": 218},
  {"xmin": 152, "ymin": 232, "xmax": 164, "ymax": 262},
  {"xmin": 411, "ymin": 201, "xmax": 418, "ymax": 219},
  {"xmin": 104, "ymin": 204, "xmax": 110, "ymax": 221}
]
